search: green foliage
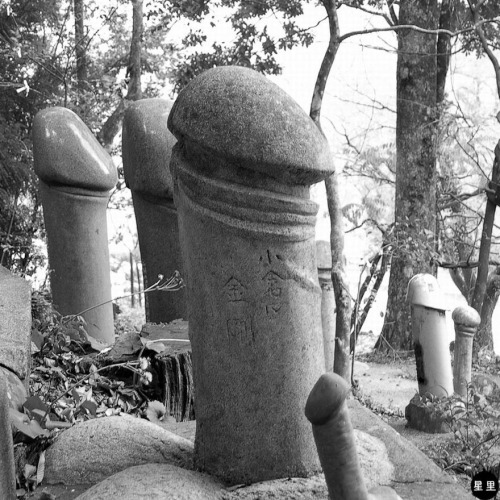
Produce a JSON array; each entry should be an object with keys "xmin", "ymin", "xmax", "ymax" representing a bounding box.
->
[
  {"xmin": 15, "ymin": 292, "xmax": 163, "ymax": 495},
  {"xmin": 459, "ymin": 2, "xmax": 500, "ymax": 57},
  {"xmin": 169, "ymin": 0, "xmax": 315, "ymax": 92},
  {"xmin": 425, "ymin": 383, "xmax": 500, "ymax": 477}
]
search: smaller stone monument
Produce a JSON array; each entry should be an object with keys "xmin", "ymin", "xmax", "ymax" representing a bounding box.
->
[
  {"xmin": 306, "ymin": 373, "xmax": 402, "ymax": 500},
  {"xmin": 407, "ymin": 274, "xmax": 453, "ymax": 397},
  {"xmin": 406, "ymin": 274, "xmax": 453, "ymax": 433},
  {"xmin": 33, "ymin": 107, "xmax": 117, "ymax": 345},
  {"xmin": 122, "ymin": 99, "xmax": 186, "ymax": 323},
  {"xmin": 452, "ymin": 305, "xmax": 480, "ymax": 397}
]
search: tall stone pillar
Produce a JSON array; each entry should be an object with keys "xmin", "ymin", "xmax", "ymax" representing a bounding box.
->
[
  {"xmin": 168, "ymin": 66, "xmax": 335, "ymax": 484},
  {"xmin": 122, "ymin": 99, "xmax": 186, "ymax": 323},
  {"xmin": 33, "ymin": 107, "xmax": 117, "ymax": 345}
]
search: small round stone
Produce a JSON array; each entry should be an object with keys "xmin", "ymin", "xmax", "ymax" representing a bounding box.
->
[
  {"xmin": 305, "ymin": 373, "xmax": 350, "ymax": 426},
  {"xmin": 451, "ymin": 306, "xmax": 480, "ymax": 327}
]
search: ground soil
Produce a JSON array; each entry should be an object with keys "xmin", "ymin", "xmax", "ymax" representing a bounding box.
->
[{"xmin": 352, "ymin": 345, "xmax": 500, "ymax": 491}]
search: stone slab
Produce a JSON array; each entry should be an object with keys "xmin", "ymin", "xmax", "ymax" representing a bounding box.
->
[
  {"xmin": 0, "ymin": 267, "xmax": 31, "ymax": 382},
  {"xmin": 347, "ymin": 399, "xmax": 470, "ymax": 499}
]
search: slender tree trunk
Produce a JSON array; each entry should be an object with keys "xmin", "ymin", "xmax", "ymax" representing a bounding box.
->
[
  {"xmin": 471, "ymin": 142, "xmax": 500, "ymax": 314},
  {"xmin": 74, "ymin": 0, "xmax": 87, "ymax": 96},
  {"xmin": 470, "ymin": 142, "xmax": 500, "ymax": 355},
  {"xmin": 476, "ymin": 267, "xmax": 500, "ymax": 352},
  {"xmin": 136, "ymin": 260, "xmax": 142, "ymax": 307},
  {"xmin": 436, "ymin": 0, "xmax": 456, "ymax": 105},
  {"xmin": 378, "ymin": 0, "xmax": 439, "ymax": 352},
  {"xmin": 467, "ymin": 2, "xmax": 500, "ymax": 354},
  {"xmin": 326, "ymin": 174, "xmax": 351, "ymax": 380},
  {"xmin": 98, "ymin": 0, "xmax": 143, "ymax": 149},
  {"xmin": 309, "ymin": 0, "xmax": 352, "ymax": 381},
  {"xmin": 130, "ymin": 251, "xmax": 135, "ymax": 308}
]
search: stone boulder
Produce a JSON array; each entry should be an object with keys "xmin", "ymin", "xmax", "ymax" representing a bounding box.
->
[
  {"xmin": 74, "ymin": 463, "xmax": 224, "ymax": 500},
  {"xmin": 405, "ymin": 394, "xmax": 449, "ymax": 434},
  {"xmin": 45, "ymin": 414, "xmax": 193, "ymax": 485},
  {"xmin": 0, "ymin": 366, "xmax": 27, "ymax": 411}
]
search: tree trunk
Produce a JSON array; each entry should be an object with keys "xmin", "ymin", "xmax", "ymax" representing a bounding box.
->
[
  {"xmin": 309, "ymin": 0, "xmax": 352, "ymax": 381},
  {"xmin": 471, "ymin": 142, "xmax": 500, "ymax": 355},
  {"xmin": 378, "ymin": 0, "xmax": 439, "ymax": 352},
  {"xmin": 476, "ymin": 267, "xmax": 500, "ymax": 352},
  {"xmin": 471, "ymin": 142, "xmax": 500, "ymax": 315},
  {"xmin": 97, "ymin": 0, "xmax": 143, "ymax": 149},
  {"xmin": 136, "ymin": 260, "xmax": 142, "ymax": 307},
  {"xmin": 130, "ymin": 251, "xmax": 135, "ymax": 308},
  {"xmin": 74, "ymin": 0, "xmax": 87, "ymax": 96},
  {"xmin": 436, "ymin": 0, "xmax": 457, "ymax": 105},
  {"xmin": 326, "ymin": 173, "xmax": 352, "ymax": 381},
  {"xmin": 127, "ymin": 0, "xmax": 143, "ymax": 101}
]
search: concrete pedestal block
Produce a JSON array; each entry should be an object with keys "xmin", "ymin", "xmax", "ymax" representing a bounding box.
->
[
  {"xmin": 122, "ymin": 99, "xmax": 186, "ymax": 323},
  {"xmin": 168, "ymin": 66, "xmax": 335, "ymax": 484},
  {"xmin": 33, "ymin": 107, "xmax": 117, "ymax": 345}
]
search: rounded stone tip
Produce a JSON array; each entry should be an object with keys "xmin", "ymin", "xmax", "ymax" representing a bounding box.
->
[
  {"xmin": 452, "ymin": 305, "xmax": 481, "ymax": 327},
  {"xmin": 406, "ymin": 273, "xmax": 447, "ymax": 310},
  {"xmin": 122, "ymin": 99, "xmax": 176, "ymax": 198},
  {"xmin": 33, "ymin": 107, "xmax": 117, "ymax": 191},
  {"xmin": 305, "ymin": 372, "xmax": 350, "ymax": 426},
  {"xmin": 168, "ymin": 66, "xmax": 334, "ymax": 186}
]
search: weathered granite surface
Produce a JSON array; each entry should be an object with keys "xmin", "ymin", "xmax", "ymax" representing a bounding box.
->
[
  {"xmin": 168, "ymin": 65, "xmax": 333, "ymax": 186},
  {"xmin": 169, "ymin": 66, "xmax": 335, "ymax": 484},
  {"xmin": 0, "ymin": 266, "xmax": 31, "ymax": 382},
  {"xmin": 45, "ymin": 414, "xmax": 193, "ymax": 485},
  {"xmin": 74, "ymin": 463, "xmax": 224, "ymax": 500}
]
